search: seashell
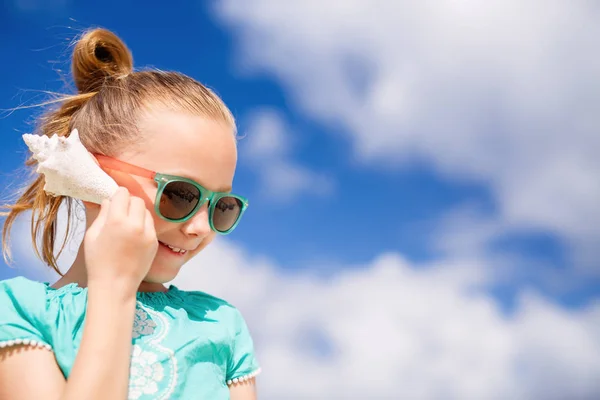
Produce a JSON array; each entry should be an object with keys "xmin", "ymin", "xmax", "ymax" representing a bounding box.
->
[{"xmin": 22, "ymin": 129, "xmax": 118, "ymax": 204}]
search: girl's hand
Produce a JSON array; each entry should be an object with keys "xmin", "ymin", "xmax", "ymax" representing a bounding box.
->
[{"xmin": 83, "ymin": 187, "xmax": 158, "ymax": 293}]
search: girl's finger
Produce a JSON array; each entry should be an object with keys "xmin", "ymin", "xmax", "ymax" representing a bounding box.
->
[
  {"xmin": 94, "ymin": 199, "xmax": 111, "ymax": 226},
  {"xmin": 144, "ymin": 208, "xmax": 156, "ymax": 234},
  {"xmin": 128, "ymin": 196, "xmax": 147, "ymax": 225},
  {"xmin": 107, "ymin": 187, "xmax": 130, "ymax": 222}
]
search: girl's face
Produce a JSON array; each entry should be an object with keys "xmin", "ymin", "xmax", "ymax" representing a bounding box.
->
[{"xmin": 96, "ymin": 109, "xmax": 238, "ymax": 283}]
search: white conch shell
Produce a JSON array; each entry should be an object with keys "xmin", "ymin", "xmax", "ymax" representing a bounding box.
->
[{"xmin": 22, "ymin": 129, "xmax": 119, "ymax": 204}]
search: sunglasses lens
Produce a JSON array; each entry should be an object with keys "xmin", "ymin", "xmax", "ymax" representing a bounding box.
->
[
  {"xmin": 212, "ymin": 196, "xmax": 243, "ymax": 232},
  {"xmin": 159, "ymin": 181, "xmax": 201, "ymax": 220}
]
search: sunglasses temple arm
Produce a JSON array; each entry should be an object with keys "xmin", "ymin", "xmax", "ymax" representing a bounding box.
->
[{"xmin": 95, "ymin": 155, "xmax": 157, "ymax": 180}]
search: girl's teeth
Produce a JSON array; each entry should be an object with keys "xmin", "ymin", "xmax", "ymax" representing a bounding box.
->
[{"xmin": 162, "ymin": 242, "xmax": 186, "ymax": 254}]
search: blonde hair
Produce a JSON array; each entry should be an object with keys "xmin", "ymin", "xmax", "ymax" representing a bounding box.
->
[{"xmin": 1, "ymin": 28, "xmax": 236, "ymax": 274}]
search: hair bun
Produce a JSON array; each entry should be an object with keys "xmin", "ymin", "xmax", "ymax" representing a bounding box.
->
[{"xmin": 72, "ymin": 28, "xmax": 133, "ymax": 94}]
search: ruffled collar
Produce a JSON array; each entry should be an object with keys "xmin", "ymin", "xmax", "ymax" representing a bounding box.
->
[{"xmin": 43, "ymin": 281, "xmax": 187, "ymax": 307}]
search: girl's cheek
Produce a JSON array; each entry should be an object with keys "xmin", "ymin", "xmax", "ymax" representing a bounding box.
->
[{"xmin": 191, "ymin": 233, "xmax": 216, "ymax": 257}]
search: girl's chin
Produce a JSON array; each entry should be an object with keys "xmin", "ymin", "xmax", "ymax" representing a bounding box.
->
[
  {"xmin": 145, "ymin": 247, "xmax": 189, "ymax": 283},
  {"xmin": 144, "ymin": 264, "xmax": 183, "ymax": 285}
]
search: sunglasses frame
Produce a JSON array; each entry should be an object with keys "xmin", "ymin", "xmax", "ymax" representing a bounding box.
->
[{"xmin": 95, "ymin": 155, "xmax": 249, "ymax": 235}]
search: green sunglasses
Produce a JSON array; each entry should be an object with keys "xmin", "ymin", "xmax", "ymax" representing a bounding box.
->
[{"xmin": 95, "ymin": 155, "xmax": 248, "ymax": 234}]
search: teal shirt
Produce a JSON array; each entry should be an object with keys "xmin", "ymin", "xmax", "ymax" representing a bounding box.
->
[{"xmin": 0, "ymin": 277, "xmax": 260, "ymax": 399}]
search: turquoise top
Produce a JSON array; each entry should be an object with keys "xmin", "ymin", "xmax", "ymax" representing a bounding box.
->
[{"xmin": 0, "ymin": 276, "xmax": 260, "ymax": 399}]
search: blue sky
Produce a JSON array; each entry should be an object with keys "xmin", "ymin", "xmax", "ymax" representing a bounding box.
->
[
  {"xmin": 1, "ymin": 0, "xmax": 595, "ymax": 302},
  {"xmin": 1, "ymin": 1, "xmax": 600, "ymax": 398},
  {"xmin": 0, "ymin": 3, "xmax": 481, "ymax": 273}
]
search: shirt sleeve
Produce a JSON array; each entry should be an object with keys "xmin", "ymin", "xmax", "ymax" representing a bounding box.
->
[
  {"xmin": 226, "ymin": 307, "xmax": 261, "ymax": 385},
  {"xmin": 0, "ymin": 277, "xmax": 52, "ymax": 351}
]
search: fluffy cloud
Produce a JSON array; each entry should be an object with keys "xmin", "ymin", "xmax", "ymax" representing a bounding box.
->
[
  {"xmin": 178, "ymin": 241, "xmax": 600, "ymax": 399},
  {"xmin": 240, "ymin": 108, "xmax": 334, "ymax": 202},
  {"xmin": 213, "ymin": 0, "xmax": 600, "ymax": 269},
  {"xmin": 6, "ymin": 214, "xmax": 600, "ymax": 399}
]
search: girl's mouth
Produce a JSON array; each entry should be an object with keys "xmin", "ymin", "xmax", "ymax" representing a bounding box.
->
[{"xmin": 158, "ymin": 241, "xmax": 188, "ymax": 256}]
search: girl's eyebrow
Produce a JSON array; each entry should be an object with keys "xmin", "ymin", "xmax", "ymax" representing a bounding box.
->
[
  {"xmin": 203, "ymin": 182, "xmax": 232, "ymax": 194},
  {"xmin": 167, "ymin": 170, "xmax": 232, "ymax": 193}
]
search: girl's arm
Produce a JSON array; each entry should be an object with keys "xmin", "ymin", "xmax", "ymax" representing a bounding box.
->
[
  {"xmin": 0, "ymin": 283, "xmax": 137, "ymax": 400},
  {"xmin": 0, "ymin": 190, "xmax": 157, "ymax": 400},
  {"xmin": 229, "ymin": 378, "xmax": 258, "ymax": 400}
]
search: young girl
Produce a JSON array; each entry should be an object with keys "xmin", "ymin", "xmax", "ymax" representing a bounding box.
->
[{"xmin": 0, "ymin": 28, "xmax": 260, "ymax": 399}]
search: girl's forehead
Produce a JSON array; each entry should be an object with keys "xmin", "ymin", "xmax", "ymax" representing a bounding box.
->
[
  {"xmin": 138, "ymin": 109, "xmax": 235, "ymax": 138},
  {"xmin": 131, "ymin": 111, "xmax": 238, "ymax": 190}
]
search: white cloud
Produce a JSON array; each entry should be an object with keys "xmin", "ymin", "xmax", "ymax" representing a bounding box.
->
[
  {"xmin": 240, "ymin": 109, "xmax": 334, "ymax": 202},
  {"xmin": 6, "ymin": 211, "xmax": 600, "ymax": 399},
  {"xmin": 243, "ymin": 109, "xmax": 291, "ymax": 160},
  {"xmin": 427, "ymin": 203, "xmax": 600, "ymax": 296},
  {"xmin": 213, "ymin": 0, "xmax": 600, "ymax": 269},
  {"xmin": 172, "ymin": 241, "xmax": 600, "ymax": 400}
]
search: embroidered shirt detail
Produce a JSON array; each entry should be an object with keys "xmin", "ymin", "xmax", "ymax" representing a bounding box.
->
[
  {"xmin": 132, "ymin": 307, "xmax": 157, "ymax": 339},
  {"xmin": 129, "ymin": 345, "xmax": 165, "ymax": 399},
  {"xmin": 226, "ymin": 368, "xmax": 262, "ymax": 386},
  {"xmin": 127, "ymin": 303, "xmax": 179, "ymax": 400}
]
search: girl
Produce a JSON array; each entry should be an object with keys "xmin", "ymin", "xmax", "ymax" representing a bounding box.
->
[{"xmin": 0, "ymin": 28, "xmax": 260, "ymax": 399}]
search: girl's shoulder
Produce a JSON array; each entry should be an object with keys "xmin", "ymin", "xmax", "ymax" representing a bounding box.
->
[
  {"xmin": 0, "ymin": 275, "xmax": 90, "ymax": 316},
  {"xmin": 0, "ymin": 275, "xmax": 49, "ymax": 291},
  {"xmin": 0, "ymin": 276, "xmax": 57, "ymax": 351},
  {"xmin": 161, "ymin": 287, "xmax": 261, "ymax": 384},
  {"xmin": 0, "ymin": 275, "xmax": 55, "ymax": 308}
]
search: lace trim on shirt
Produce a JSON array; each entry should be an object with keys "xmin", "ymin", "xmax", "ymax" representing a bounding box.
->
[
  {"xmin": 227, "ymin": 367, "xmax": 262, "ymax": 386},
  {"xmin": 0, "ymin": 338, "xmax": 52, "ymax": 351}
]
